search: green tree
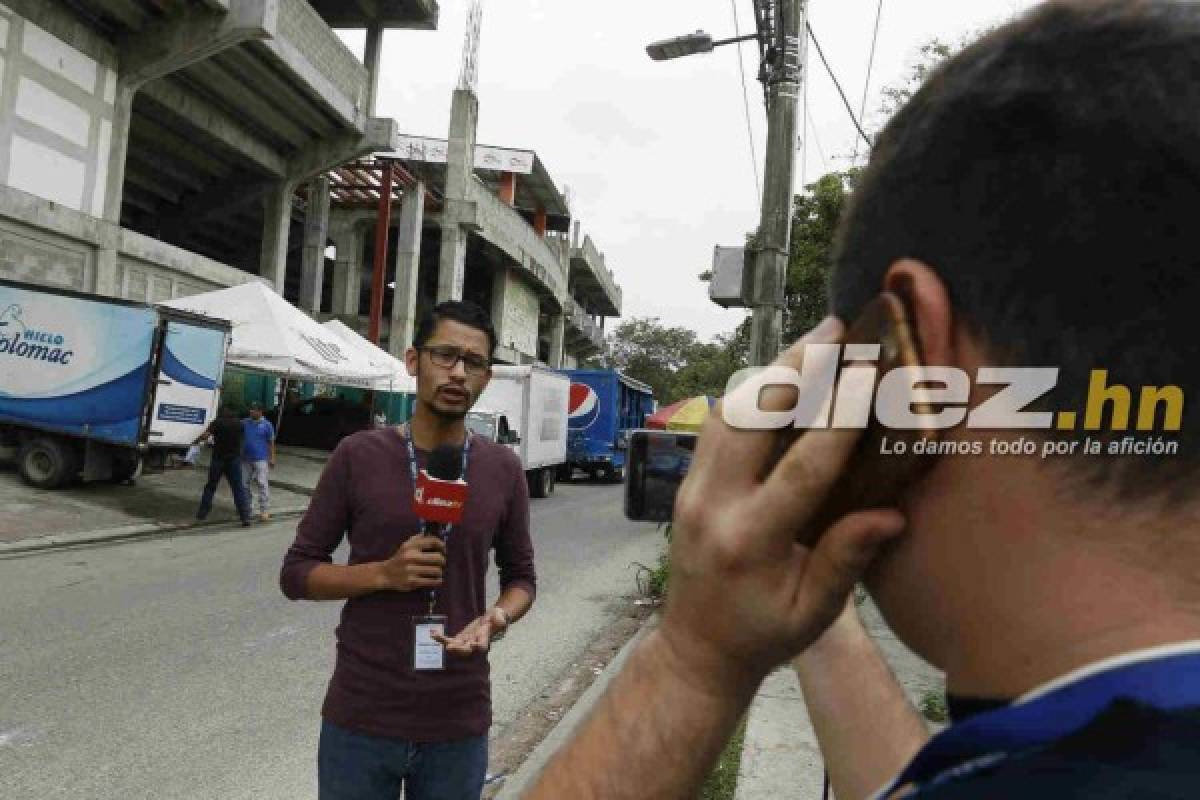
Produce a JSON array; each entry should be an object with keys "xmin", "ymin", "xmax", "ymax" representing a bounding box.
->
[
  {"xmin": 878, "ymin": 38, "xmax": 955, "ymax": 122},
  {"xmin": 606, "ymin": 317, "xmax": 700, "ymax": 404},
  {"xmin": 783, "ymin": 169, "xmax": 859, "ymax": 342},
  {"xmin": 598, "ymin": 317, "xmax": 749, "ymax": 405}
]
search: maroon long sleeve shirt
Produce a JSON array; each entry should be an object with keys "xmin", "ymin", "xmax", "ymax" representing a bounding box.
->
[{"xmin": 280, "ymin": 427, "xmax": 535, "ymax": 741}]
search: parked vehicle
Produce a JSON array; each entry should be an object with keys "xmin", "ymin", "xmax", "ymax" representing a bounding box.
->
[
  {"xmin": 0, "ymin": 279, "xmax": 230, "ymax": 488},
  {"xmin": 270, "ymin": 395, "xmax": 372, "ymax": 451},
  {"xmin": 465, "ymin": 366, "xmax": 569, "ymax": 498},
  {"xmin": 560, "ymin": 369, "xmax": 655, "ymax": 482}
]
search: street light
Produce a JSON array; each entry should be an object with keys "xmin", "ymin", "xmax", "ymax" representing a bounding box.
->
[
  {"xmin": 645, "ymin": 30, "xmax": 759, "ymax": 62},
  {"xmin": 647, "ymin": 4, "xmax": 807, "ymax": 367}
]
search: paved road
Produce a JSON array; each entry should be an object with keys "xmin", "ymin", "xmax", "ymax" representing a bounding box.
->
[{"xmin": 0, "ymin": 481, "xmax": 662, "ymax": 800}]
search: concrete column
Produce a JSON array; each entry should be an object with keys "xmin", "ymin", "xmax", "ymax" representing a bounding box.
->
[
  {"xmin": 91, "ymin": 82, "xmax": 136, "ymax": 298},
  {"xmin": 330, "ymin": 224, "xmax": 364, "ymax": 317},
  {"xmin": 437, "ymin": 224, "xmax": 467, "ymax": 302},
  {"xmin": 261, "ymin": 180, "xmax": 297, "ymax": 292},
  {"xmin": 490, "ymin": 267, "xmax": 511, "ymax": 350},
  {"xmin": 438, "ymin": 89, "xmax": 479, "ymax": 303},
  {"xmin": 389, "ymin": 182, "xmax": 425, "ymax": 357},
  {"xmin": 299, "ymin": 176, "xmax": 331, "ymax": 313},
  {"xmin": 103, "ymin": 83, "xmax": 136, "ymax": 223},
  {"xmin": 548, "ymin": 312, "xmax": 565, "ymax": 368},
  {"xmin": 364, "ymin": 23, "xmax": 384, "ymax": 118}
]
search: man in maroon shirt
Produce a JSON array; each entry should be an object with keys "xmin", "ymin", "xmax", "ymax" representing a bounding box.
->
[{"xmin": 280, "ymin": 301, "xmax": 536, "ymax": 800}]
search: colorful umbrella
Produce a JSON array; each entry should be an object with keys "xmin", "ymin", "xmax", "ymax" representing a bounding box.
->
[{"xmin": 646, "ymin": 395, "xmax": 717, "ymax": 432}]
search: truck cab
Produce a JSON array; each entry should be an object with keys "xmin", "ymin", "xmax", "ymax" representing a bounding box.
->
[{"xmin": 561, "ymin": 369, "xmax": 655, "ymax": 482}]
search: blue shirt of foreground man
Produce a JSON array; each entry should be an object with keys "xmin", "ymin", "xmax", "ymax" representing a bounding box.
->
[{"xmin": 528, "ymin": 2, "xmax": 1200, "ymax": 797}]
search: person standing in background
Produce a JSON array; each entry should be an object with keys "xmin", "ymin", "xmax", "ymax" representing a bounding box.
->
[
  {"xmin": 242, "ymin": 401, "xmax": 276, "ymax": 522},
  {"xmin": 193, "ymin": 406, "xmax": 251, "ymax": 527}
]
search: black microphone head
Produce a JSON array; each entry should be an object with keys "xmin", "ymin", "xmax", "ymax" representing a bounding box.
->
[{"xmin": 428, "ymin": 444, "xmax": 463, "ymax": 481}]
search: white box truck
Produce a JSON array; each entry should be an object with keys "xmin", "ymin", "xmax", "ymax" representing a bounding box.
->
[
  {"xmin": 0, "ymin": 279, "xmax": 230, "ymax": 488},
  {"xmin": 465, "ymin": 365, "xmax": 569, "ymax": 498}
]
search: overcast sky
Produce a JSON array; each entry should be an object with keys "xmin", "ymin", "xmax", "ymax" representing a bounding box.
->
[{"xmin": 341, "ymin": 0, "xmax": 1039, "ymax": 342}]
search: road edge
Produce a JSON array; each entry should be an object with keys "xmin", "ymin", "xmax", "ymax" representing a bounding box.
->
[{"xmin": 0, "ymin": 508, "xmax": 307, "ymax": 556}]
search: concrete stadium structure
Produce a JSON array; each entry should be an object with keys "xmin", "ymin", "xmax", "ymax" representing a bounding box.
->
[{"xmin": 0, "ymin": 0, "xmax": 621, "ymax": 368}]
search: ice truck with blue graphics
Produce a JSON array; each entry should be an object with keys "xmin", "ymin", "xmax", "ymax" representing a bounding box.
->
[
  {"xmin": 0, "ymin": 279, "xmax": 231, "ymax": 488},
  {"xmin": 560, "ymin": 369, "xmax": 655, "ymax": 482}
]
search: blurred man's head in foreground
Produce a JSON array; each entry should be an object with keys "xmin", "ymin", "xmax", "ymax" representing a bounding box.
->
[{"xmin": 829, "ymin": 1, "xmax": 1200, "ymax": 684}]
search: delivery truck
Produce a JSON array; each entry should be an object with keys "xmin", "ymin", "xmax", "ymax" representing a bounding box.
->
[
  {"xmin": 561, "ymin": 369, "xmax": 655, "ymax": 482},
  {"xmin": 0, "ymin": 279, "xmax": 230, "ymax": 488},
  {"xmin": 465, "ymin": 365, "xmax": 569, "ymax": 498}
]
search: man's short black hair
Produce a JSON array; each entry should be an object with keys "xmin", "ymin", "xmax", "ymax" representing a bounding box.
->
[
  {"xmin": 413, "ymin": 301, "xmax": 497, "ymax": 356},
  {"xmin": 831, "ymin": 0, "xmax": 1200, "ymax": 495}
]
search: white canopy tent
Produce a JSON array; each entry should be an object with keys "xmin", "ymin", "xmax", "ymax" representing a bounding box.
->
[
  {"xmin": 321, "ymin": 319, "xmax": 416, "ymax": 394},
  {"xmin": 160, "ymin": 282, "xmax": 391, "ymax": 388}
]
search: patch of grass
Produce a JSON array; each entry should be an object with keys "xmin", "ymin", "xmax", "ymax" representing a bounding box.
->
[
  {"xmin": 920, "ymin": 688, "xmax": 949, "ymax": 723},
  {"xmin": 648, "ymin": 552, "xmax": 670, "ymax": 598},
  {"xmin": 700, "ymin": 716, "xmax": 748, "ymax": 800}
]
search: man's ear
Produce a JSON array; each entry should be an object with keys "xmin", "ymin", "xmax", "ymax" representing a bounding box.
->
[
  {"xmin": 405, "ymin": 347, "xmax": 419, "ymax": 378},
  {"xmin": 883, "ymin": 259, "xmax": 956, "ymax": 368}
]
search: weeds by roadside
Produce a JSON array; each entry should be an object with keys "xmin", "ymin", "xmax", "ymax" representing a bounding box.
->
[
  {"xmin": 920, "ymin": 688, "xmax": 949, "ymax": 723},
  {"xmin": 700, "ymin": 716, "xmax": 748, "ymax": 800}
]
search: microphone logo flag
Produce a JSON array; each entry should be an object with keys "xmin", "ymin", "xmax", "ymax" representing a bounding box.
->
[{"xmin": 414, "ymin": 470, "xmax": 468, "ymax": 524}]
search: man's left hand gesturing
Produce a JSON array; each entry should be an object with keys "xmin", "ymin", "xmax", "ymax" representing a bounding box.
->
[{"xmin": 434, "ymin": 607, "xmax": 508, "ymax": 655}]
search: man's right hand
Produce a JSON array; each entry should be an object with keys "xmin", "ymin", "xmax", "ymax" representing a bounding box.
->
[
  {"xmin": 375, "ymin": 534, "xmax": 446, "ymax": 592},
  {"xmin": 658, "ymin": 317, "xmax": 906, "ymax": 697}
]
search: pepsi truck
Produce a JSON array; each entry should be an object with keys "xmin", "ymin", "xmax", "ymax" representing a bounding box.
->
[
  {"xmin": 561, "ymin": 369, "xmax": 655, "ymax": 482},
  {"xmin": 0, "ymin": 279, "xmax": 230, "ymax": 488}
]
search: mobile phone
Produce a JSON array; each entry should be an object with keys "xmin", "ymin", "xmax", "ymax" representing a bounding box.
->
[
  {"xmin": 803, "ymin": 291, "xmax": 938, "ymax": 536},
  {"xmin": 624, "ymin": 429, "xmax": 699, "ymax": 522},
  {"xmin": 623, "ymin": 292, "xmax": 938, "ymax": 526}
]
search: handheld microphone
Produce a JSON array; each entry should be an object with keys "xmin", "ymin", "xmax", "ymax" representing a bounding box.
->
[{"xmin": 414, "ymin": 444, "xmax": 468, "ymax": 531}]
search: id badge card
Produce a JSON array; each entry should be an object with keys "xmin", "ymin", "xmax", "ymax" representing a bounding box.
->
[{"xmin": 413, "ymin": 615, "xmax": 447, "ymax": 671}]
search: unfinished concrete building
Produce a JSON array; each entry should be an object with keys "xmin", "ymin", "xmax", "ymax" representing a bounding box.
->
[{"xmin": 0, "ymin": 0, "xmax": 622, "ymax": 369}]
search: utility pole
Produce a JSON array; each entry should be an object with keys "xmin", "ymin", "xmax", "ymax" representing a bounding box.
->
[{"xmin": 749, "ymin": 0, "xmax": 807, "ymax": 367}]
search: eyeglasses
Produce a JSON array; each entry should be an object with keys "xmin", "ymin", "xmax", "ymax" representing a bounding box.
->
[{"xmin": 421, "ymin": 345, "xmax": 491, "ymax": 374}]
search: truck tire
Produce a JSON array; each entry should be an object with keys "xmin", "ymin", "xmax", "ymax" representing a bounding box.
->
[
  {"xmin": 112, "ymin": 453, "xmax": 142, "ymax": 484},
  {"xmin": 529, "ymin": 467, "xmax": 550, "ymax": 499},
  {"xmin": 546, "ymin": 468, "xmax": 556, "ymax": 497},
  {"xmin": 17, "ymin": 436, "xmax": 76, "ymax": 489},
  {"xmin": 556, "ymin": 464, "xmax": 573, "ymax": 483}
]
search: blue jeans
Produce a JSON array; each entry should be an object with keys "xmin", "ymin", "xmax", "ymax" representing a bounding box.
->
[
  {"xmin": 318, "ymin": 720, "xmax": 488, "ymax": 800},
  {"xmin": 197, "ymin": 454, "xmax": 250, "ymax": 521}
]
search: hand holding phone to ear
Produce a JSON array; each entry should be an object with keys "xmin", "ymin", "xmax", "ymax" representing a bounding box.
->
[{"xmin": 658, "ymin": 315, "xmax": 909, "ymax": 695}]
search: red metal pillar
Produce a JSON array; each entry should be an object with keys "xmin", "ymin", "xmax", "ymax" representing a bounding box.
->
[
  {"xmin": 499, "ymin": 171, "xmax": 516, "ymax": 205},
  {"xmin": 368, "ymin": 160, "xmax": 394, "ymax": 345},
  {"xmin": 534, "ymin": 205, "xmax": 547, "ymax": 237}
]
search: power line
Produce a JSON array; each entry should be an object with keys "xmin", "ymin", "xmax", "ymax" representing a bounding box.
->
[
  {"xmin": 806, "ymin": 20, "xmax": 872, "ymax": 149},
  {"xmin": 807, "ymin": 101, "xmax": 829, "ymax": 174},
  {"xmin": 852, "ymin": 0, "xmax": 885, "ymax": 162},
  {"xmin": 731, "ymin": 0, "xmax": 762, "ymax": 209}
]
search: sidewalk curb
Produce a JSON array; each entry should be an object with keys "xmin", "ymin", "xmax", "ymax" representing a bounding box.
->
[
  {"xmin": 494, "ymin": 614, "xmax": 659, "ymax": 799},
  {"xmin": 0, "ymin": 508, "xmax": 308, "ymax": 556}
]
